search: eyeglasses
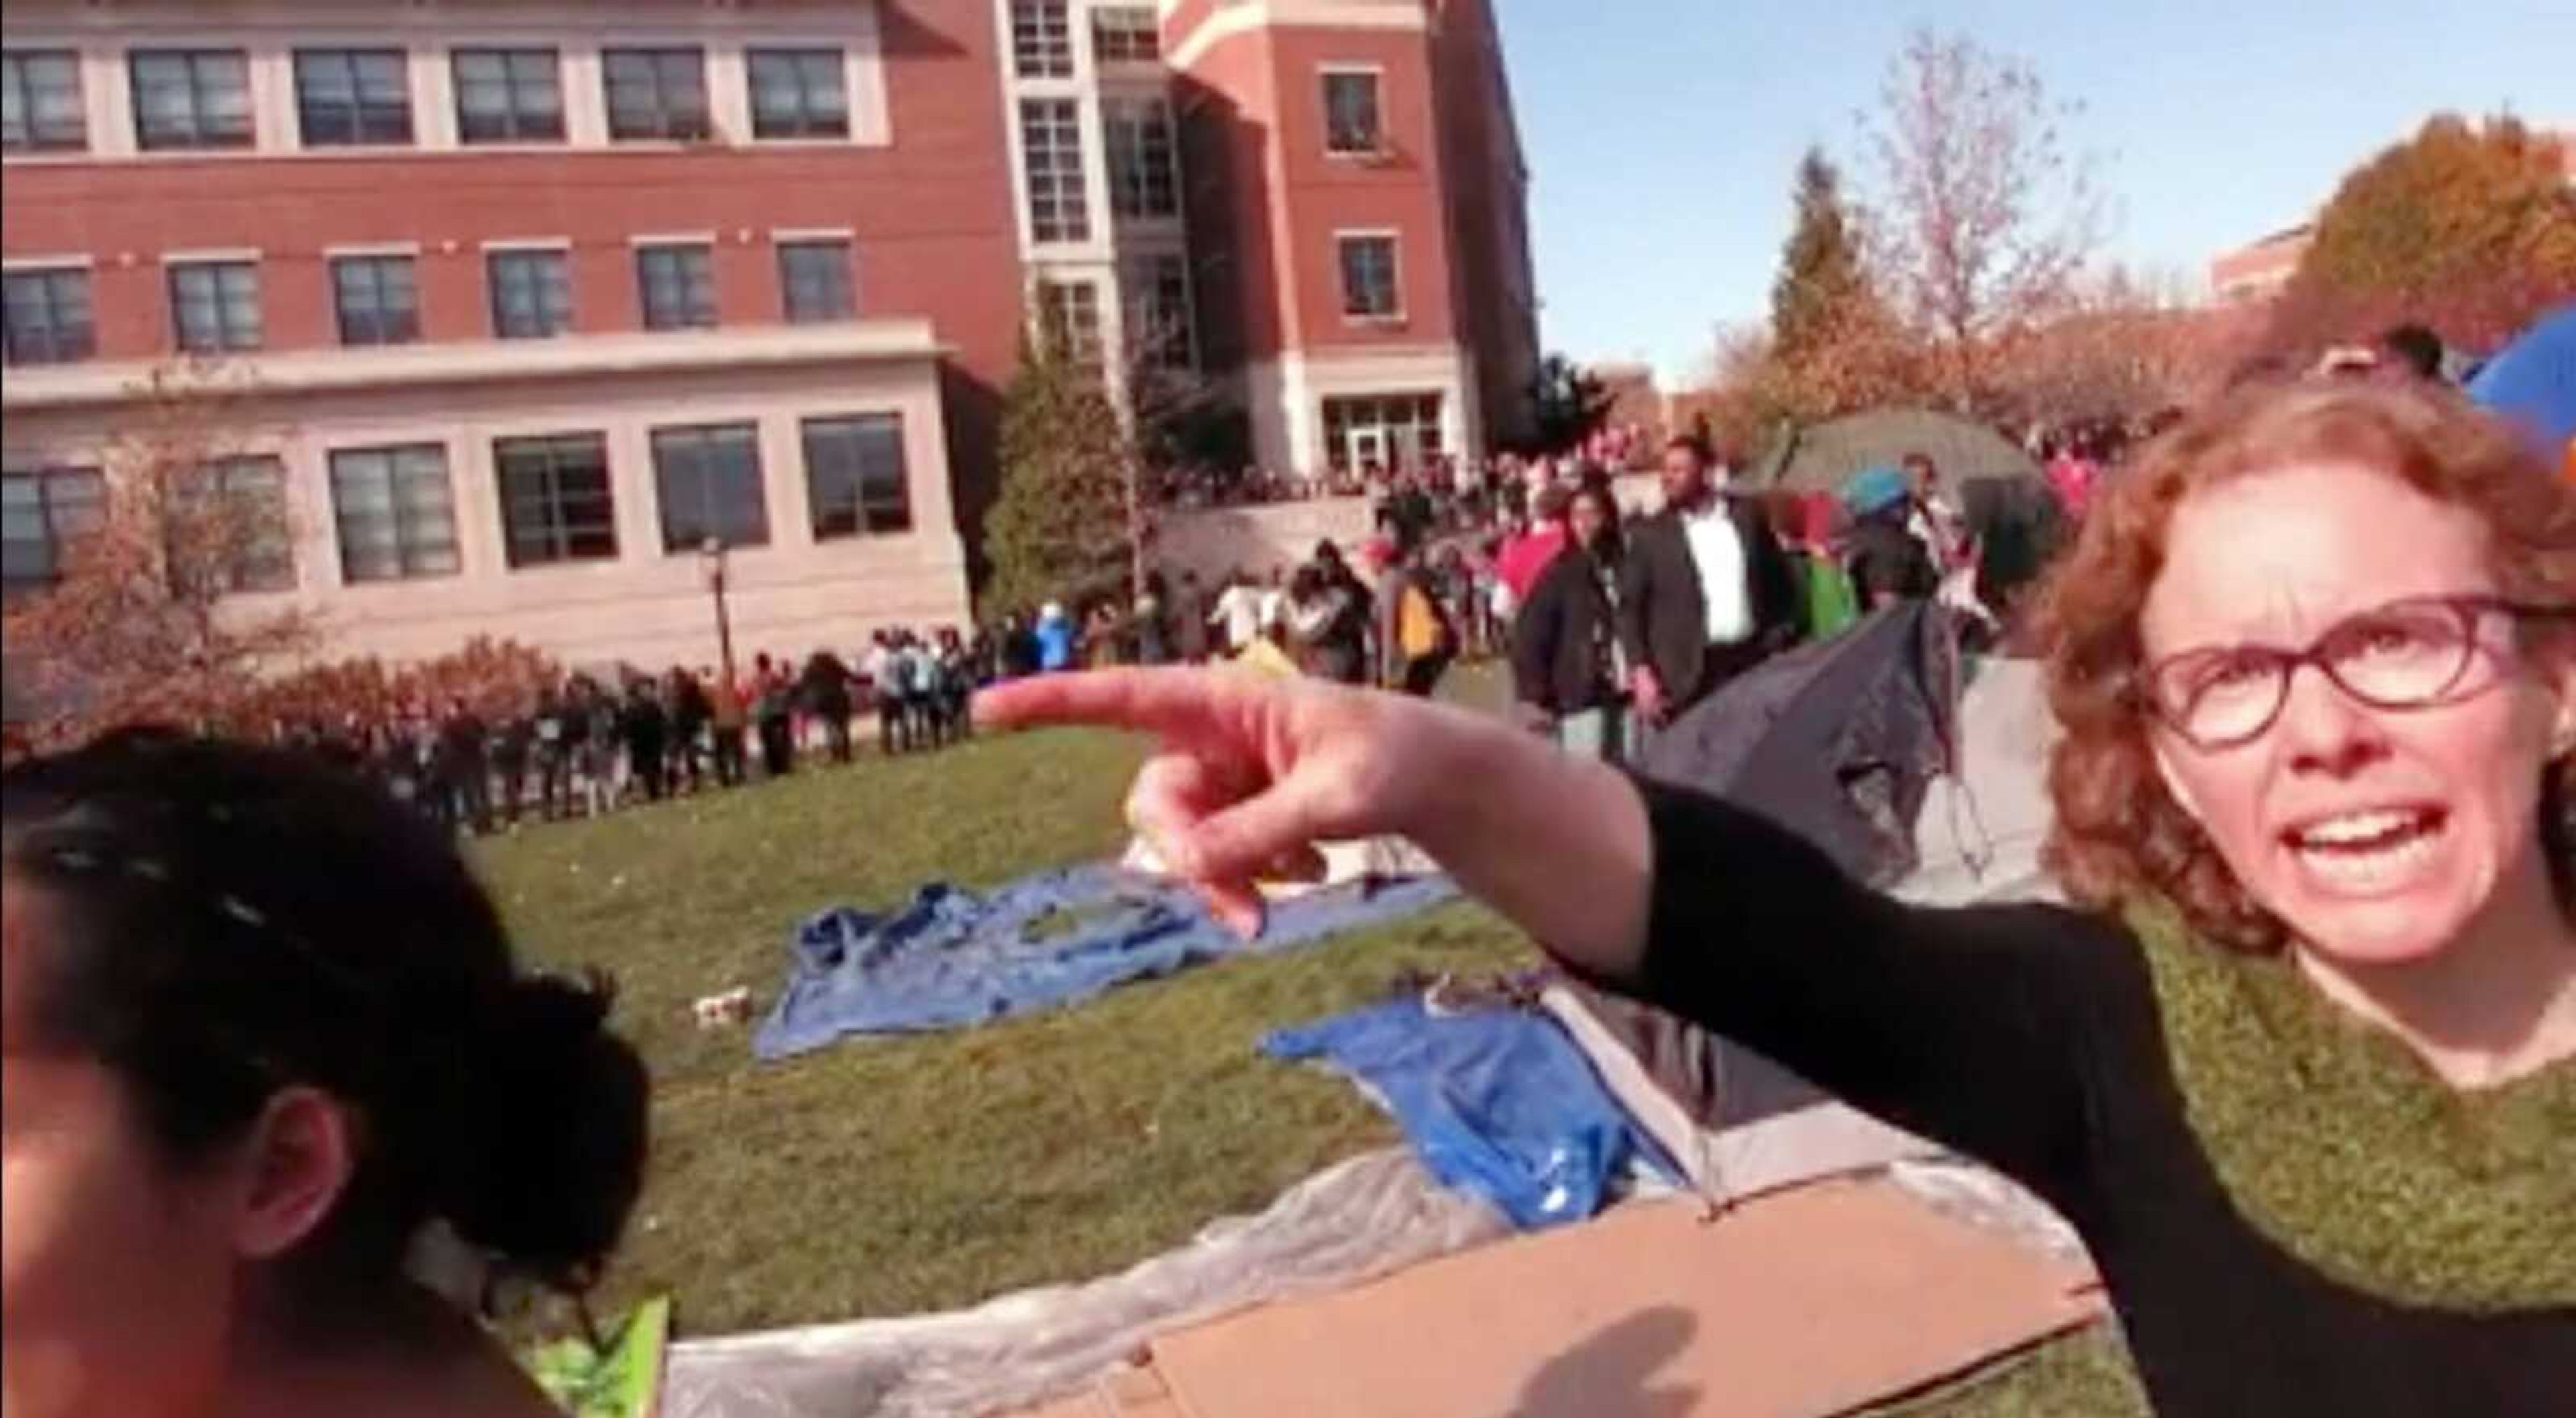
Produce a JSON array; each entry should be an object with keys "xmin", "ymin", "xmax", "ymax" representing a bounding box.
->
[{"xmin": 2137, "ymin": 594, "xmax": 2575, "ymax": 751}]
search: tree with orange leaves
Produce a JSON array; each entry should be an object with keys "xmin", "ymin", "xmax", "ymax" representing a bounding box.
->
[{"xmin": 3, "ymin": 364, "xmax": 317, "ymax": 751}]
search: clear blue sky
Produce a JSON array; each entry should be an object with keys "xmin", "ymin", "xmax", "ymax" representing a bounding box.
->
[{"xmin": 1493, "ymin": 0, "xmax": 2576, "ymax": 384}]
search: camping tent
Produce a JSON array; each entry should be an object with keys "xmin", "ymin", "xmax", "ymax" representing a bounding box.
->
[{"xmin": 1753, "ymin": 408, "xmax": 2040, "ymax": 494}]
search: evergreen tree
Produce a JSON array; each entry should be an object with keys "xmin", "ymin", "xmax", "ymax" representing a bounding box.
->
[
  {"xmin": 1769, "ymin": 146, "xmax": 1876, "ymax": 365},
  {"xmin": 982, "ymin": 322, "xmax": 1139, "ymax": 617}
]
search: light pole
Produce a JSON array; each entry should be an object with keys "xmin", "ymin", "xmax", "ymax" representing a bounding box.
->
[{"xmin": 698, "ymin": 536, "xmax": 736, "ymax": 687}]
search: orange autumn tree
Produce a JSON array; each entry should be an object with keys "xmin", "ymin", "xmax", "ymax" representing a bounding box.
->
[{"xmin": 3, "ymin": 364, "xmax": 317, "ymax": 750}]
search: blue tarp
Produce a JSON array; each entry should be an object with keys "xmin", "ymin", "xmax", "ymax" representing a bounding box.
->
[
  {"xmin": 2468, "ymin": 303, "xmax": 2576, "ymax": 452},
  {"xmin": 1263, "ymin": 996, "xmax": 1680, "ymax": 1230},
  {"xmin": 755, "ymin": 863, "xmax": 1457, "ymax": 1059}
]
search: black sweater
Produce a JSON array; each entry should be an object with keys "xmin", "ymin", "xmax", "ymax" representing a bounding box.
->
[
  {"xmin": 1619, "ymin": 779, "xmax": 2575, "ymax": 1418},
  {"xmin": 1511, "ymin": 547, "xmax": 1623, "ymax": 714}
]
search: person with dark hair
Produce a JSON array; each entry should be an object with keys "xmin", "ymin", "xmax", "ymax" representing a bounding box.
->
[
  {"xmin": 1373, "ymin": 528, "xmax": 1458, "ymax": 697},
  {"xmin": 1511, "ymin": 480, "xmax": 1630, "ymax": 759},
  {"xmin": 620, "ymin": 676, "xmax": 669, "ymax": 803},
  {"xmin": 580, "ymin": 679, "xmax": 622, "ymax": 815},
  {"xmin": 667, "ymin": 666, "xmax": 713, "ymax": 793},
  {"xmin": 1617, "ymin": 437, "xmax": 1803, "ymax": 730},
  {"xmin": 800, "ymin": 650, "xmax": 857, "ymax": 765},
  {"xmin": 488, "ymin": 698, "xmax": 533, "ymax": 828},
  {"xmin": 433, "ymin": 698, "xmax": 492, "ymax": 836},
  {"xmin": 2379, "ymin": 323, "xmax": 2447, "ymax": 383},
  {"xmin": 0, "ymin": 730, "xmax": 649, "ymax": 1417}
]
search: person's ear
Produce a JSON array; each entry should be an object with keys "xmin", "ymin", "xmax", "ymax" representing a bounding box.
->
[{"xmin": 227, "ymin": 1087, "xmax": 358, "ymax": 1262}]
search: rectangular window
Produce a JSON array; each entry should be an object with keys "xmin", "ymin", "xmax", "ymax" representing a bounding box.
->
[
  {"xmin": 602, "ymin": 46, "xmax": 708, "ymax": 141},
  {"xmin": 3, "ymin": 50, "xmax": 87, "ymax": 152},
  {"xmin": 129, "ymin": 49, "xmax": 253, "ymax": 151},
  {"xmin": 1, "ymin": 464, "xmax": 106, "ymax": 596},
  {"xmin": 494, "ymin": 433, "xmax": 616, "ymax": 568},
  {"xmin": 802, "ymin": 413, "xmax": 910, "ymax": 539},
  {"xmin": 651, "ymin": 423, "xmax": 768, "ymax": 553},
  {"xmin": 293, "ymin": 48, "xmax": 412, "ymax": 146},
  {"xmin": 1125, "ymin": 253, "xmax": 1195, "ymax": 371},
  {"xmin": 636, "ymin": 243, "xmax": 716, "ymax": 331},
  {"xmin": 1019, "ymin": 98, "xmax": 1089, "ymax": 243},
  {"xmin": 1037, "ymin": 278, "xmax": 1102, "ymax": 371},
  {"xmin": 1336, "ymin": 234, "xmax": 1399, "ymax": 319},
  {"xmin": 329, "ymin": 443, "xmax": 460, "ymax": 582},
  {"xmin": 1104, "ymin": 97, "xmax": 1179, "ymax": 221},
  {"xmin": 451, "ymin": 47, "xmax": 562, "ymax": 144},
  {"xmin": 1091, "ymin": 7, "xmax": 1160, "ymax": 64},
  {"xmin": 1010, "ymin": 1, "xmax": 1074, "ymax": 78},
  {"xmin": 186, "ymin": 455, "xmax": 294, "ymax": 593},
  {"xmin": 487, "ymin": 249, "xmax": 572, "ymax": 339},
  {"xmin": 330, "ymin": 254, "xmax": 418, "ymax": 347},
  {"xmin": 777, "ymin": 239, "xmax": 855, "ymax": 323},
  {"xmin": 746, "ymin": 47, "xmax": 847, "ymax": 140},
  {"xmin": 1322, "ymin": 69, "xmax": 1381, "ymax": 155},
  {"xmin": 3, "ymin": 267, "xmax": 95, "ymax": 366},
  {"xmin": 168, "ymin": 260, "xmax": 262, "ymax": 353},
  {"xmin": 1322, "ymin": 393, "xmax": 1444, "ymax": 474}
]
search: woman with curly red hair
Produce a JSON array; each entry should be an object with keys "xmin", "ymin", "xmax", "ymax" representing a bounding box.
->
[{"xmin": 980, "ymin": 378, "xmax": 2575, "ymax": 1417}]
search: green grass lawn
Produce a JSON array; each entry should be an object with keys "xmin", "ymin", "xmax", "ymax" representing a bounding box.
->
[
  {"xmin": 475, "ymin": 710, "xmax": 1535, "ymax": 1334},
  {"xmin": 474, "ymin": 661, "xmax": 2137, "ymax": 1413}
]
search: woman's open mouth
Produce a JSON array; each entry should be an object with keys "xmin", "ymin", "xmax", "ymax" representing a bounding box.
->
[{"xmin": 2279, "ymin": 805, "xmax": 2451, "ymax": 893}]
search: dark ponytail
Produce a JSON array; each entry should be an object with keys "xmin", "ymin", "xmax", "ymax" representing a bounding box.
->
[{"xmin": 1, "ymin": 729, "xmax": 649, "ymax": 1313}]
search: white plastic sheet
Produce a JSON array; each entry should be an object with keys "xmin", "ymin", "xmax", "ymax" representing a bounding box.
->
[{"xmin": 662, "ymin": 1147, "xmax": 1506, "ymax": 1418}]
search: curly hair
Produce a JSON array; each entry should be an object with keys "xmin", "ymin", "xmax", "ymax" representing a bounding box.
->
[{"xmin": 2034, "ymin": 380, "xmax": 2576, "ymax": 952}]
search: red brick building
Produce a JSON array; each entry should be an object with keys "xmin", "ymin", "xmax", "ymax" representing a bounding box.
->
[{"xmin": 1, "ymin": 0, "xmax": 1536, "ymax": 671}]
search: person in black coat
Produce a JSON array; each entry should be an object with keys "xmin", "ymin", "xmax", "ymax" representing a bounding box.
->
[
  {"xmin": 1511, "ymin": 480, "xmax": 1630, "ymax": 760},
  {"xmin": 620, "ymin": 676, "xmax": 669, "ymax": 802},
  {"xmin": 1617, "ymin": 437, "xmax": 1803, "ymax": 728},
  {"xmin": 800, "ymin": 651, "xmax": 857, "ymax": 764}
]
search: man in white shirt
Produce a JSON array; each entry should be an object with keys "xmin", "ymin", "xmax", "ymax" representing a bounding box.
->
[
  {"xmin": 1617, "ymin": 437, "xmax": 1803, "ymax": 726},
  {"xmin": 1207, "ymin": 571, "xmax": 1267, "ymax": 655}
]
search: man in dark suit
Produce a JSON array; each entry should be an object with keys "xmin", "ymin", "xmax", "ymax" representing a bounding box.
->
[{"xmin": 1617, "ymin": 437, "xmax": 1803, "ymax": 728}]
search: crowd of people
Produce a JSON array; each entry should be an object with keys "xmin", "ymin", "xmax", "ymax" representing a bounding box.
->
[{"xmin": 275, "ymin": 631, "xmax": 991, "ymax": 837}]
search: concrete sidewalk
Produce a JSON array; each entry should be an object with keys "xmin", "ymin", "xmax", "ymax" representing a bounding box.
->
[{"xmin": 1018, "ymin": 1175, "xmax": 2102, "ymax": 1418}]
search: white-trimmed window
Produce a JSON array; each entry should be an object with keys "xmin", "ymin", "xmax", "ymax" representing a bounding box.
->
[
  {"xmin": 1125, "ymin": 253, "xmax": 1195, "ymax": 371},
  {"xmin": 1104, "ymin": 97, "xmax": 1179, "ymax": 221},
  {"xmin": 3, "ymin": 50, "xmax": 87, "ymax": 152},
  {"xmin": 1321, "ymin": 68, "xmax": 1381, "ymax": 155},
  {"xmin": 802, "ymin": 413, "xmax": 910, "ymax": 538},
  {"xmin": 747, "ymin": 48, "xmax": 848, "ymax": 140},
  {"xmin": 603, "ymin": 47, "xmax": 709, "ymax": 142},
  {"xmin": 494, "ymin": 433, "xmax": 618, "ymax": 568},
  {"xmin": 294, "ymin": 49, "xmax": 413, "ymax": 146},
  {"xmin": 1010, "ymin": 1, "xmax": 1075, "ymax": 79},
  {"xmin": 453, "ymin": 48, "xmax": 564, "ymax": 144},
  {"xmin": 185, "ymin": 454, "xmax": 295, "ymax": 593},
  {"xmin": 329, "ymin": 443, "xmax": 460, "ymax": 582},
  {"xmin": 1019, "ymin": 98, "xmax": 1089, "ymax": 243},
  {"xmin": 636, "ymin": 242, "xmax": 717, "ymax": 330},
  {"xmin": 1037, "ymin": 278, "xmax": 1103, "ymax": 371},
  {"xmin": 652, "ymin": 422, "xmax": 769, "ymax": 552},
  {"xmin": 330, "ymin": 254, "xmax": 419, "ymax": 346},
  {"xmin": 1336, "ymin": 233, "xmax": 1400, "ymax": 319},
  {"xmin": 3, "ymin": 266, "xmax": 94, "ymax": 365},
  {"xmin": 131, "ymin": 49, "xmax": 254, "ymax": 151},
  {"xmin": 777, "ymin": 238, "xmax": 855, "ymax": 323},
  {"xmin": 487, "ymin": 248, "xmax": 572, "ymax": 338},
  {"xmin": 1, "ymin": 463, "xmax": 106, "ymax": 596},
  {"xmin": 1092, "ymin": 7, "xmax": 1159, "ymax": 64},
  {"xmin": 169, "ymin": 260, "xmax": 262, "ymax": 352},
  {"xmin": 1323, "ymin": 393, "xmax": 1444, "ymax": 474}
]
